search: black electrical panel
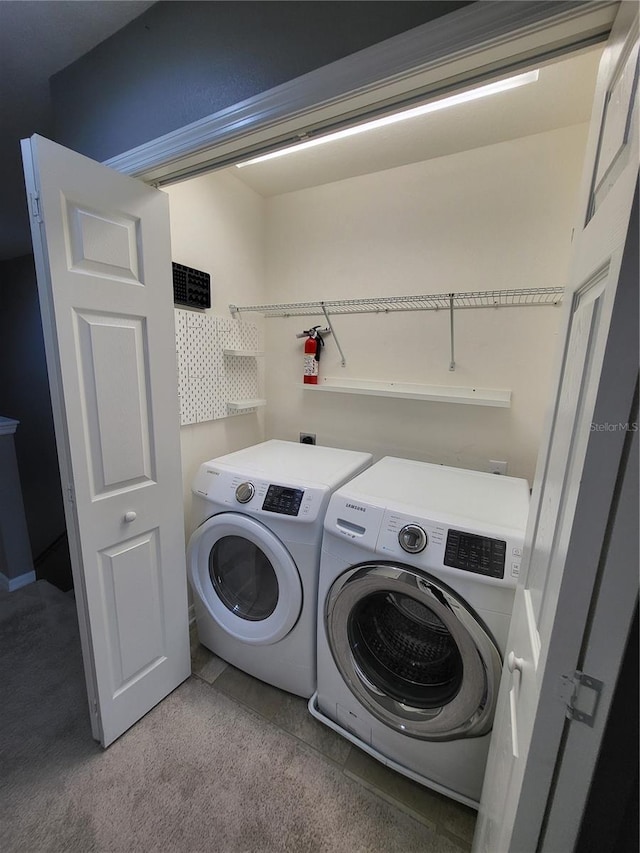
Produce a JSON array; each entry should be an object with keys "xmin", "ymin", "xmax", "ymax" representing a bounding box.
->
[{"xmin": 172, "ymin": 262, "xmax": 211, "ymax": 309}]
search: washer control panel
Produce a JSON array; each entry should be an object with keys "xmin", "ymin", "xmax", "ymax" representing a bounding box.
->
[
  {"xmin": 444, "ymin": 529, "xmax": 506, "ymax": 579},
  {"xmin": 378, "ymin": 512, "xmax": 445, "ymax": 558},
  {"xmin": 398, "ymin": 523, "xmax": 428, "ymax": 553},
  {"xmin": 376, "ymin": 508, "xmax": 524, "ymax": 587}
]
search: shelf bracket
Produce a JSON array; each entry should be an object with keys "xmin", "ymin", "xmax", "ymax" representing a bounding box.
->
[
  {"xmin": 321, "ymin": 303, "xmax": 346, "ymax": 367},
  {"xmin": 449, "ymin": 294, "xmax": 456, "ymax": 371}
]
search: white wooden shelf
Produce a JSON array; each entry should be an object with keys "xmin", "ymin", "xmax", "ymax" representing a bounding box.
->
[
  {"xmin": 302, "ymin": 377, "xmax": 511, "ymax": 408},
  {"xmin": 223, "ymin": 349, "xmax": 264, "ymax": 357},
  {"xmin": 227, "ymin": 398, "xmax": 267, "ymax": 412}
]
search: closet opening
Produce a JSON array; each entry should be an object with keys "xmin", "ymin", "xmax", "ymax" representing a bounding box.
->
[{"xmin": 165, "ymin": 44, "xmax": 603, "ymax": 486}]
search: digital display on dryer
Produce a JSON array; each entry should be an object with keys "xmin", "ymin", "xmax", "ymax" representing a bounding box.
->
[
  {"xmin": 262, "ymin": 485, "xmax": 304, "ymax": 516},
  {"xmin": 444, "ymin": 529, "xmax": 506, "ymax": 578}
]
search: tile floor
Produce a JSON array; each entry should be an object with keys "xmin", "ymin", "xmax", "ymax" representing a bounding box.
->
[{"xmin": 190, "ymin": 637, "xmax": 477, "ymax": 852}]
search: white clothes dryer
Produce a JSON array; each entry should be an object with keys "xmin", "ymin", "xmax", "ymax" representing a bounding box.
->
[
  {"xmin": 310, "ymin": 456, "xmax": 530, "ymax": 807},
  {"xmin": 187, "ymin": 440, "xmax": 371, "ymax": 698}
]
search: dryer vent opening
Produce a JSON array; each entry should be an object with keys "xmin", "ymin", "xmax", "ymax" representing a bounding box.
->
[{"xmin": 348, "ymin": 592, "xmax": 464, "ymax": 709}]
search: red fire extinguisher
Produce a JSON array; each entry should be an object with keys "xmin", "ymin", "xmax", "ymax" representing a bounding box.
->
[{"xmin": 302, "ymin": 326, "xmax": 325, "ymax": 384}]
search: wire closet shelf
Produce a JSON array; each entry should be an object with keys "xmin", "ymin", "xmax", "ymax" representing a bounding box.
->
[{"xmin": 229, "ymin": 287, "xmax": 564, "ymax": 317}]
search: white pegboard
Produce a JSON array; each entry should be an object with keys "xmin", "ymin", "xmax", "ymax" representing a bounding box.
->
[
  {"xmin": 174, "ymin": 309, "xmax": 261, "ymax": 425},
  {"xmin": 217, "ymin": 317, "xmax": 261, "ymax": 417}
]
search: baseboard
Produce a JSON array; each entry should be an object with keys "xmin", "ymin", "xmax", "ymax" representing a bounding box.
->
[{"xmin": 0, "ymin": 570, "xmax": 36, "ymax": 592}]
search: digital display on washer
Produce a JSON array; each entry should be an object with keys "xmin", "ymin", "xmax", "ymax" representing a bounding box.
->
[
  {"xmin": 262, "ymin": 485, "xmax": 304, "ymax": 516},
  {"xmin": 444, "ymin": 529, "xmax": 506, "ymax": 578}
]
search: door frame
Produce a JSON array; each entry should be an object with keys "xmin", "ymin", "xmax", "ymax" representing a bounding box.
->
[
  {"xmin": 105, "ymin": 1, "xmax": 618, "ymax": 185},
  {"xmin": 537, "ymin": 189, "xmax": 638, "ymax": 852}
]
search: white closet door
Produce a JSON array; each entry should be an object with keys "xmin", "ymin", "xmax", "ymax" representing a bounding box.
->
[
  {"xmin": 474, "ymin": 5, "xmax": 638, "ymax": 852},
  {"xmin": 22, "ymin": 134, "xmax": 190, "ymax": 747}
]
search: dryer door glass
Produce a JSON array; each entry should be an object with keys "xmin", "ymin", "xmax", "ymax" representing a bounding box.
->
[
  {"xmin": 326, "ymin": 563, "xmax": 502, "ymax": 740},
  {"xmin": 210, "ymin": 535, "xmax": 278, "ymax": 621},
  {"xmin": 187, "ymin": 513, "xmax": 303, "ymax": 645}
]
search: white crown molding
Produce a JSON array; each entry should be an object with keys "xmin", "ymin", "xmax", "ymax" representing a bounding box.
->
[{"xmin": 105, "ymin": 1, "xmax": 616, "ymax": 186}]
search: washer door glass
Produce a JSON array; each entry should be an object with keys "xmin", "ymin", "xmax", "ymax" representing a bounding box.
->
[
  {"xmin": 348, "ymin": 591, "xmax": 464, "ymax": 709},
  {"xmin": 210, "ymin": 535, "xmax": 278, "ymax": 621},
  {"xmin": 326, "ymin": 563, "xmax": 502, "ymax": 740},
  {"xmin": 187, "ymin": 513, "xmax": 302, "ymax": 645}
]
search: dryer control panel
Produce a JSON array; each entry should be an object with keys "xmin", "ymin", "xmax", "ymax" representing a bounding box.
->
[
  {"xmin": 262, "ymin": 485, "xmax": 304, "ymax": 516},
  {"xmin": 192, "ymin": 465, "xmax": 325, "ymax": 522}
]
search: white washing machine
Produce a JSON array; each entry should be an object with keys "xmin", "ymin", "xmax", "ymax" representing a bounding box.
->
[
  {"xmin": 187, "ymin": 440, "xmax": 371, "ymax": 698},
  {"xmin": 310, "ymin": 456, "xmax": 530, "ymax": 807}
]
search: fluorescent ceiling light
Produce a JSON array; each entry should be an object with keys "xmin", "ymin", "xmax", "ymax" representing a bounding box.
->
[{"xmin": 236, "ymin": 69, "xmax": 539, "ymax": 168}]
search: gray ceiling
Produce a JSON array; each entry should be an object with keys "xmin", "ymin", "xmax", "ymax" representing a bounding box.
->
[{"xmin": 0, "ymin": 0, "xmax": 155, "ymax": 261}]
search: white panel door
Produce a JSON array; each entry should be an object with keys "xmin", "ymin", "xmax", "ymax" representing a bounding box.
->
[
  {"xmin": 22, "ymin": 135, "xmax": 190, "ymax": 747},
  {"xmin": 474, "ymin": 6, "xmax": 638, "ymax": 852}
]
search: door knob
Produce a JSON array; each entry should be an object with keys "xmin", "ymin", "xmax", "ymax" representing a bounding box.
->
[
  {"xmin": 507, "ymin": 651, "xmax": 525, "ymax": 674},
  {"xmin": 124, "ymin": 511, "xmax": 137, "ymax": 523}
]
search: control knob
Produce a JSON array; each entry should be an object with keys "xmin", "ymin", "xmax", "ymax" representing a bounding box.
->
[
  {"xmin": 398, "ymin": 523, "xmax": 428, "ymax": 554},
  {"xmin": 235, "ymin": 481, "xmax": 255, "ymax": 504}
]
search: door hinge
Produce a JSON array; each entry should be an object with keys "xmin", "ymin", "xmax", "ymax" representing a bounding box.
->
[
  {"xmin": 30, "ymin": 192, "xmax": 42, "ymax": 223},
  {"xmin": 66, "ymin": 483, "xmax": 75, "ymax": 504},
  {"xmin": 560, "ymin": 670, "xmax": 604, "ymax": 727}
]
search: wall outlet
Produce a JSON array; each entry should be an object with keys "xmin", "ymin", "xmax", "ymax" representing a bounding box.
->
[
  {"xmin": 300, "ymin": 433, "xmax": 316, "ymax": 445},
  {"xmin": 489, "ymin": 459, "xmax": 508, "ymax": 475}
]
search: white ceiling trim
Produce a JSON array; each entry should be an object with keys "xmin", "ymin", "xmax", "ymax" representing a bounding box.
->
[{"xmin": 105, "ymin": 1, "xmax": 618, "ymax": 186}]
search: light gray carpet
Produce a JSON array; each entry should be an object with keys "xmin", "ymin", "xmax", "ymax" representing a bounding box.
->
[{"xmin": 0, "ymin": 582, "xmax": 463, "ymax": 852}]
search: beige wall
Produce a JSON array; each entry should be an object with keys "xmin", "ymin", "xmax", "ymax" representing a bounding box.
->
[
  {"xmin": 167, "ymin": 122, "xmax": 589, "ymax": 513},
  {"xmin": 263, "ymin": 123, "xmax": 589, "ymax": 482},
  {"xmin": 165, "ymin": 170, "xmax": 267, "ymax": 535}
]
